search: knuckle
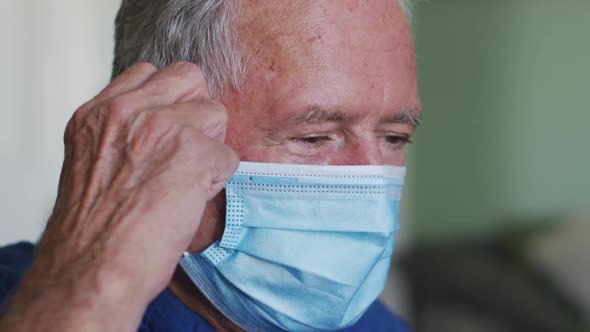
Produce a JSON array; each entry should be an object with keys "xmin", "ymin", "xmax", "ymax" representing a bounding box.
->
[
  {"xmin": 130, "ymin": 62, "xmax": 157, "ymax": 73},
  {"xmin": 75, "ymin": 101, "xmax": 92, "ymax": 115},
  {"xmin": 209, "ymin": 140, "xmax": 237, "ymax": 162},
  {"xmin": 226, "ymin": 147, "xmax": 240, "ymax": 167},
  {"xmin": 177, "ymin": 128, "xmax": 216, "ymax": 156},
  {"xmin": 170, "ymin": 62, "xmax": 208, "ymax": 93},
  {"xmin": 193, "ymin": 98, "xmax": 227, "ymax": 119},
  {"xmin": 213, "ymin": 143, "xmax": 240, "ymax": 179},
  {"xmin": 188, "ymin": 99, "xmax": 228, "ymax": 140},
  {"xmin": 144, "ymin": 111, "xmax": 174, "ymax": 135},
  {"xmin": 178, "ymin": 125, "xmax": 203, "ymax": 144},
  {"xmin": 105, "ymin": 96, "xmax": 134, "ymax": 122},
  {"xmin": 206, "ymin": 100, "xmax": 228, "ymax": 122},
  {"xmin": 161, "ymin": 62, "xmax": 209, "ymax": 99},
  {"xmin": 169, "ymin": 61, "xmax": 203, "ymax": 78},
  {"xmin": 108, "ymin": 62, "xmax": 157, "ymax": 92},
  {"xmin": 65, "ymin": 103, "xmax": 91, "ymax": 141},
  {"xmin": 64, "ymin": 118, "xmax": 77, "ymax": 144},
  {"xmin": 70, "ymin": 107, "xmax": 86, "ymax": 127}
]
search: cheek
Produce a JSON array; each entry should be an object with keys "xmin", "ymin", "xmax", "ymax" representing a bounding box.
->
[
  {"xmin": 383, "ymin": 153, "xmax": 406, "ymax": 167},
  {"xmin": 379, "ymin": 144, "xmax": 406, "ymax": 167}
]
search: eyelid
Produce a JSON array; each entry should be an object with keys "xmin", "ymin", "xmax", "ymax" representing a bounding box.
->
[
  {"xmin": 385, "ymin": 134, "xmax": 413, "ymax": 144},
  {"xmin": 292, "ymin": 135, "xmax": 332, "ymax": 144}
]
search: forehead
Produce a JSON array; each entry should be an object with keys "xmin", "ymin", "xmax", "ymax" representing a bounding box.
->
[
  {"xmin": 233, "ymin": 0, "xmax": 418, "ymax": 119},
  {"xmin": 238, "ymin": 0, "xmax": 412, "ymax": 66}
]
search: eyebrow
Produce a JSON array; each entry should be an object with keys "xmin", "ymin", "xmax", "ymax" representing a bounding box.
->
[
  {"xmin": 280, "ymin": 104, "xmax": 422, "ymax": 129},
  {"xmin": 383, "ymin": 110, "xmax": 422, "ymax": 128},
  {"xmin": 282, "ymin": 105, "xmax": 350, "ymax": 126}
]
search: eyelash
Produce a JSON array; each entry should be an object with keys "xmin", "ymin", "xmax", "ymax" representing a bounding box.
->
[
  {"xmin": 384, "ymin": 135, "xmax": 413, "ymax": 150},
  {"xmin": 292, "ymin": 136, "xmax": 332, "ymax": 148},
  {"xmin": 291, "ymin": 135, "xmax": 412, "ymax": 149}
]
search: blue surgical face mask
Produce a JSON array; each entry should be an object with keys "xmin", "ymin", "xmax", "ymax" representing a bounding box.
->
[{"xmin": 179, "ymin": 162, "xmax": 405, "ymax": 331}]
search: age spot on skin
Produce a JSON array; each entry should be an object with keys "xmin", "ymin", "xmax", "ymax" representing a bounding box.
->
[
  {"xmin": 268, "ymin": 60, "xmax": 276, "ymax": 71},
  {"xmin": 307, "ymin": 33, "xmax": 322, "ymax": 43}
]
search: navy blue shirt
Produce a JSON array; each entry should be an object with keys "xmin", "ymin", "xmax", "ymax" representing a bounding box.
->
[{"xmin": 0, "ymin": 242, "xmax": 410, "ymax": 331}]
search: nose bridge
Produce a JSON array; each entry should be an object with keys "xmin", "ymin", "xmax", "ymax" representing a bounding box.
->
[{"xmin": 344, "ymin": 137, "xmax": 383, "ymax": 166}]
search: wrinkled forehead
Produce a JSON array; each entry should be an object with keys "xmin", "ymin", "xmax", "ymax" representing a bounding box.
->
[{"xmin": 236, "ymin": 0, "xmax": 413, "ymax": 74}]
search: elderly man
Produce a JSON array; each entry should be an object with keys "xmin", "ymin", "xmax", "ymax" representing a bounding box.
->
[{"xmin": 0, "ymin": 0, "xmax": 420, "ymax": 331}]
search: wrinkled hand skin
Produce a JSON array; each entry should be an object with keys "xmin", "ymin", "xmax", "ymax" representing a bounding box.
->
[{"xmin": 0, "ymin": 62, "xmax": 239, "ymax": 331}]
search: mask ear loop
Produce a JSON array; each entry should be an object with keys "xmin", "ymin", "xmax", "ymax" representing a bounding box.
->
[{"xmin": 182, "ymin": 251, "xmax": 190, "ymax": 258}]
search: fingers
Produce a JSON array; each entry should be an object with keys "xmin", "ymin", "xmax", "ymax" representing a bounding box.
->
[
  {"xmin": 64, "ymin": 63, "xmax": 159, "ymax": 141},
  {"xmin": 142, "ymin": 99, "xmax": 229, "ymax": 141},
  {"xmin": 126, "ymin": 98, "xmax": 238, "ymax": 195},
  {"xmin": 67, "ymin": 62, "xmax": 211, "ymax": 146},
  {"xmin": 206, "ymin": 139, "xmax": 240, "ymax": 198},
  {"xmin": 114, "ymin": 62, "xmax": 210, "ymax": 113},
  {"xmin": 66, "ymin": 60, "xmax": 236, "ymax": 197},
  {"xmin": 123, "ymin": 98, "xmax": 232, "ymax": 175},
  {"xmin": 79, "ymin": 61, "xmax": 208, "ymax": 123},
  {"xmin": 176, "ymin": 132, "xmax": 239, "ymax": 200},
  {"xmin": 39, "ymin": 61, "xmax": 238, "ymax": 317},
  {"xmin": 90, "ymin": 62, "xmax": 159, "ymax": 108}
]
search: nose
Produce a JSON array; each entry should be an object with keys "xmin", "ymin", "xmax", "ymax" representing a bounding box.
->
[{"xmin": 336, "ymin": 138, "xmax": 383, "ymax": 166}]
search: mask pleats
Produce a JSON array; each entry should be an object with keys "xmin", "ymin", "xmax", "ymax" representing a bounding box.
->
[
  {"xmin": 238, "ymin": 190, "xmax": 399, "ymax": 233},
  {"xmin": 227, "ymin": 228, "xmax": 392, "ymax": 286},
  {"xmin": 341, "ymin": 254, "xmax": 393, "ymax": 324},
  {"xmin": 179, "ymin": 162, "xmax": 406, "ymax": 331},
  {"xmin": 215, "ymin": 250, "xmax": 356, "ymax": 328}
]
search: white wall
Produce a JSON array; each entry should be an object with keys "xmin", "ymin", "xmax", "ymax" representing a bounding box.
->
[{"xmin": 0, "ymin": 0, "xmax": 121, "ymax": 245}]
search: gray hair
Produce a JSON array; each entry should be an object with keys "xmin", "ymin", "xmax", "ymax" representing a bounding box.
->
[
  {"xmin": 113, "ymin": 0, "xmax": 241, "ymax": 97},
  {"xmin": 113, "ymin": 0, "xmax": 414, "ymax": 98}
]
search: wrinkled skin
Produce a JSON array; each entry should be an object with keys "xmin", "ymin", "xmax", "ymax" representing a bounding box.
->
[
  {"xmin": 0, "ymin": 63, "xmax": 239, "ymax": 331},
  {"xmin": 0, "ymin": 0, "xmax": 419, "ymax": 331}
]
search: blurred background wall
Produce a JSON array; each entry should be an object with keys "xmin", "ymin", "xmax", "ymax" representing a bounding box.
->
[
  {"xmin": 0, "ymin": 0, "xmax": 121, "ymax": 244},
  {"xmin": 0, "ymin": 0, "xmax": 588, "ymax": 330},
  {"xmin": 405, "ymin": 0, "xmax": 589, "ymax": 329},
  {"xmin": 411, "ymin": 0, "xmax": 590, "ymax": 240}
]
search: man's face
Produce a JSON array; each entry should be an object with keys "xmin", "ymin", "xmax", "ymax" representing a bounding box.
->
[
  {"xmin": 225, "ymin": 0, "xmax": 420, "ymax": 167},
  {"xmin": 189, "ymin": 0, "xmax": 419, "ymax": 252}
]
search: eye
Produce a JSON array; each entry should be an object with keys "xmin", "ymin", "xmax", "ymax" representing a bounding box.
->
[
  {"xmin": 291, "ymin": 136, "xmax": 332, "ymax": 148},
  {"xmin": 298, "ymin": 136, "xmax": 331, "ymax": 144},
  {"xmin": 384, "ymin": 135, "xmax": 412, "ymax": 150}
]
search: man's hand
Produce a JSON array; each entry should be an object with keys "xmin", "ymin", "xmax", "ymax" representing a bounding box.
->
[{"xmin": 0, "ymin": 62, "xmax": 239, "ymax": 331}]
